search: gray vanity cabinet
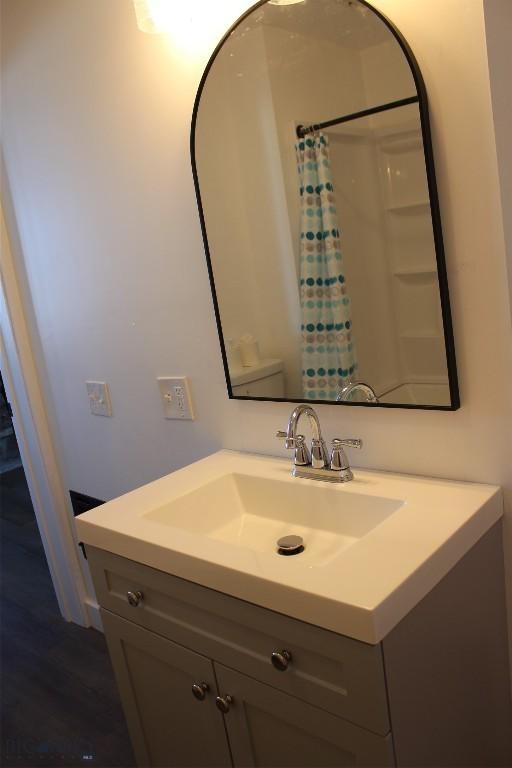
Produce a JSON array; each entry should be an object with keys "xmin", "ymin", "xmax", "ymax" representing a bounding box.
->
[
  {"xmin": 100, "ymin": 605, "xmax": 393, "ymax": 768},
  {"xmin": 101, "ymin": 610, "xmax": 231, "ymax": 768},
  {"xmin": 215, "ymin": 664, "xmax": 394, "ymax": 768},
  {"xmin": 87, "ymin": 525, "xmax": 512, "ymax": 768},
  {"xmin": 89, "ymin": 546, "xmax": 394, "ymax": 768}
]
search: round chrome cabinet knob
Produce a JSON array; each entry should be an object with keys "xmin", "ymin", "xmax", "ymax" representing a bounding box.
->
[
  {"xmin": 126, "ymin": 590, "xmax": 143, "ymax": 607},
  {"xmin": 271, "ymin": 649, "xmax": 292, "ymax": 671},
  {"xmin": 215, "ymin": 695, "xmax": 233, "ymax": 713},
  {"xmin": 191, "ymin": 682, "xmax": 209, "ymax": 701}
]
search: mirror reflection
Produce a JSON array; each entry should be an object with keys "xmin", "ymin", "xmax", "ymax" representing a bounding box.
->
[{"xmin": 194, "ymin": 0, "xmax": 458, "ymax": 408}]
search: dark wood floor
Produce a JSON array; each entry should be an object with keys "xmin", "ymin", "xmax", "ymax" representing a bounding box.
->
[{"xmin": 0, "ymin": 466, "xmax": 136, "ymax": 768}]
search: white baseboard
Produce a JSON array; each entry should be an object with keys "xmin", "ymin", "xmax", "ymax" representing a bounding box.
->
[{"xmin": 84, "ymin": 598, "xmax": 103, "ymax": 632}]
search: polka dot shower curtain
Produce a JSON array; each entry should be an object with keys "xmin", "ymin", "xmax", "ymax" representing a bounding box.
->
[{"xmin": 296, "ymin": 132, "xmax": 357, "ymax": 400}]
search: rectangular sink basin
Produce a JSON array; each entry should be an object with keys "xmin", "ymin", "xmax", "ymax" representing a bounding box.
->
[
  {"xmin": 145, "ymin": 473, "xmax": 403, "ymax": 566},
  {"xmin": 76, "ymin": 450, "xmax": 502, "ymax": 643}
]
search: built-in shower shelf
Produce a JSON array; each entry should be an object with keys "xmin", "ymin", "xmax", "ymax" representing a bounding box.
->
[
  {"xmin": 386, "ymin": 200, "xmax": 429, "ymax": 213},
  {"xmin": 379, "ymin": 134, "xmax": 422, "ymax": 154},
  {"xmin": 393, "ymin": 267, "xmax": 437, "ymax": 277},
  {"xmin": 400, "ymin": 332, "xmax": 442, "ymax": 340}
]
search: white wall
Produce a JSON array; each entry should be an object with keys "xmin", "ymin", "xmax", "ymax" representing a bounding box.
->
[
  {"xmin": 484, "ymin": 0, "xmax": 512, "ymax": 327},
  {"xmin": 2, "ymin": 0, "xmax": 512, "ymax": 646},
  {"xmin": 360, "ymin": 36, "xmax": 415, "ymax": 107},
  {"xmin": 329, "ymin": 129, "xmax": 402, "ymax": 394},
  {"xmin": 196, "ymin": 25, "xmax": 303, "ymax": 395},
  {"xmin": 262, "ymin": 25, "xmax": 367, "ymax": 264}
]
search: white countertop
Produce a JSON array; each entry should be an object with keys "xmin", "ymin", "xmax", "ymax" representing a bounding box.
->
[{"xmin": 76, "ymin": 450, "xmax": 502, "ymax": 644}]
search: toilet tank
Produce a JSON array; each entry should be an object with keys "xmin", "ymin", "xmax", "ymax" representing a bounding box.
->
[{"xmin": 229, "ymin": 359, "xmax": 284, "ymax": 398}]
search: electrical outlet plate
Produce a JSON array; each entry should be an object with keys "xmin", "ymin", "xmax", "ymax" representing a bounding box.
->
[
  {"xmin": 86, "ymin": 381, "xmax": 112, "ymax": 417},
  {"xmin": 158, "ymin": 377, "xmax": 194, "ymax": 420}
]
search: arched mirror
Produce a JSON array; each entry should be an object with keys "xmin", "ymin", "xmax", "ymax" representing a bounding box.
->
[{"xmin": 192, "ymin": 0, "xmax": 459, "ymax": 410}]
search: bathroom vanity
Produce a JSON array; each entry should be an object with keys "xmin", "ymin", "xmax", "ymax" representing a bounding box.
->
[
  {"xmin": 77, "ymin": 451, "xmax": 512, "ymax": 767},
  {"xmin": 74, "ymin": 0, "xmax": 509, "ymax": 761}
]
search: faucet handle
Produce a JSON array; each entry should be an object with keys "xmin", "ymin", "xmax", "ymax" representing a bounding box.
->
[
  {"xmin": 293, "ymin": 435, "xmax": 311, "ymax": 467},
  {"xmin": 276, "ymin": 430, "xmax": 296, "ymax": 449},
  {"xmin": 332, "ymin": 438, "xmax": 363, "ymax": 450},
  {"xmin": 330, "ymin": 438, "xmax": 362, "ymax": 475}
]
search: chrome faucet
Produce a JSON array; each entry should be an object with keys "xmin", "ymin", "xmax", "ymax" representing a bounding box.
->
[
  {"xmin": 278, "ymin": 404, "xmax": 329, "ymax": 468},
  {"xmin": 277, "ymin": 404, "xmax": 362, "ymax": 483},
  {"xmin": 336, "ymin": 381, "xmax": 379, "ymax": 403}
]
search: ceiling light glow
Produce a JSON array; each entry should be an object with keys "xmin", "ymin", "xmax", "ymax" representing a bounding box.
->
[{"xmin": 133, "ymin": 0, "xmax": 248, "ymax": 55}]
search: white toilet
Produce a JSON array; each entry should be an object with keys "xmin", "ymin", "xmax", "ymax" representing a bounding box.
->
[{"xmin": 229, "ymin": 359, "xmax": 284, "ymax": 397}]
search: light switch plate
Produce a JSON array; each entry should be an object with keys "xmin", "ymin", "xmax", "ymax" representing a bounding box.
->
[
  {"xmin": 86, "ymin": 381, "xmax": 112, "ymax": 417},
  {"xmin": 158, "ymin": 377, "xmax": 194, "ymax": 420}
]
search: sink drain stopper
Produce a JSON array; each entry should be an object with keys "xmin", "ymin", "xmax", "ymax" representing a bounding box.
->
[{"xmin": 277, "ymin": 535, "xmax": 304, "ymax": 556}]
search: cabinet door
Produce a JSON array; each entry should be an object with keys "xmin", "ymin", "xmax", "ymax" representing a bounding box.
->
[
  {"xmin": 102, "ymin": 610, "xmax": 232, "ymax": 768},
  {"xmin": 215, "ymin": 664, "xmax": 394, "ymax": 768}
]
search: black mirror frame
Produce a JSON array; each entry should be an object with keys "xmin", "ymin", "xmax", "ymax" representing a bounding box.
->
[{"xmin": 190, "ymin": 0, "xmax": 460, "ymax": 411}]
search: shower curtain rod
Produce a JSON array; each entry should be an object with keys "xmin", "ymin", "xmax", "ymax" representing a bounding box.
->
[{"xmin": 296, "ymin": 95, "xmax": 419, "ymax": 139}]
